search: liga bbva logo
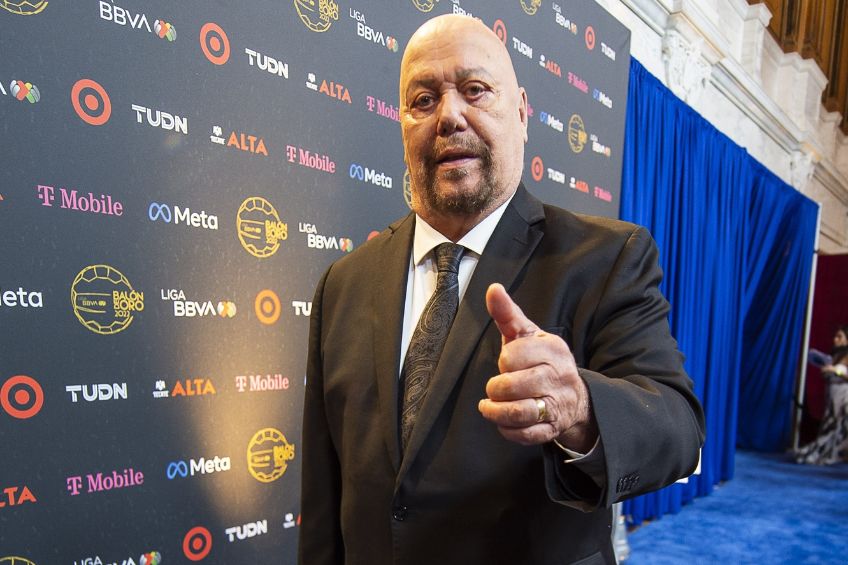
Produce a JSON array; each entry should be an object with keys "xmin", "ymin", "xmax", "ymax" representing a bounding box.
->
[{"xmin": 71, "ymin": 265, "xmax": 144, "ymax": 335}]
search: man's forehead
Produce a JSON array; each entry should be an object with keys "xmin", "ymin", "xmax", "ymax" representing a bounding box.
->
[{"xmin": 404, "ymin": 66, "xmax": 498, "ymax": 89}]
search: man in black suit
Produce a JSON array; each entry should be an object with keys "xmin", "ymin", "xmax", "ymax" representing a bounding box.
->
[{"xmin": 299, "ymin": 14, "xmax": 704, "ymax": 565}]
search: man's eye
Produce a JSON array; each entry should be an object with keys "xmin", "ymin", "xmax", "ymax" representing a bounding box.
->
[
  {"xmin": 413, "ymin": 94, "xmax": 435, "ymax": 109},
  {"xmin": 465, "ymin": 84, "xmax": 487, "ymax": 97}
]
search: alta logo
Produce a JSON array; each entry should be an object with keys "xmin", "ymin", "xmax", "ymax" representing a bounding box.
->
[
  {"xmin": 37, "ymin": 184, "xmax": 124, "ymax": 216},
  {"xmin": 0, "ymin": 485, "xmax": 36, "ymax": 508},
  {"xmin": 247, "ymin": 428, "xmax": 295, "ymax": 483},
  {"xmin": 570, "ymin": 176, "xmax": 589, "ymax": 193},
  {"xmin": 1, "ymin": 375, "xmax": 43, "ymax": 419},
  {"xmin": 200, "ymin": 22, "xmax": 229, "ymax": 65},
  {"xmin": 245, "ymin": 48, "xmax": 289, "ymax": 78},
  {"xmin": 552, "ymin": 3, "xmax": 578, "ymax": 34},
  {"xmin": 538, "ymin": 54, "xmax": 562, "ymax": 77},
  {"xmin": 365, "ymin": 95, "xmax": 399, "ymax": 122},
  {"xmin": 66, "ymin": 383, "xmax": 128, "ymax": 403},
  {"xmin": 349, "ymin": 9, "xmax": 399, "ymax": 52},
  {"xmin": 66, "ymin": 468, "xmax": 144, "ymax": 496},
  {"xmin": 299, "ymin": 223, "xmax": 354, "ymax": 252},
  {"xmin": 568, "ymin": 114, "xmax": 587, "ymax": 153},
  {"xmin": 98, "ymin": 1, "xmax": 176, "ymax": 42},
  {"xmin": 538, "ymin": 111, "xmax": 564, "ymax": 133},
  {"xmin": 349, "ymin": 163, "xmax": 392, "ymax": 189},
  {"xmin": 160, "ymin": 289, "xmax": 236, "ymax": 318},
  {"xmin": 71, "ymin": 265, "xmax": 143, "ymax": 335},
  {"xmin": 294, "ymin": 0, "xmax": 338, "ymax": 32},
  {"xmin": 226, "ymin": 520, "xmax": 268, "ymax": 543},
  {"xmin": 3, "ymin": 80, "xmax": 40, "ymax": 103},
  {"xmin": 71, "ymin": 79, "xmax": 112, "ymax": 126},
  {"xmin": 286, "ymin": 144, "xmax": 336, "ymax": 173},
  {"xmin": 210, "ymin": 126, "xmax": 269, "ymax": 156},
  {"xmin": 237, "ymin": 197, "xmax": 288, "ymax": 259},
  {"xmin": 183, "ymin": 526, "xmax": 212, "ymax": 561},
  {"xmin": 132, "ymin": 104, "xmax": 187, "ymax": 134},
  {"xmin": 520, "ymin": 0, "xmax": 541, "ymax": 15},
  {"xmin": 0, "ymin": 287, "xmax": 43, "ymax": 308},
  {"xmin": 166, "ymin": 456, "xmax": 231, "ymax": 479},
  {"xmin": 172, "ymin": 378, "xmax": 216, "ymax": 397},
  {"xmin": 148, "ymin": 202, "xmax": 218, "ymax": 230},
  {"xmin": 235, "ymin": 373, "xmax": 290, "ymax": 393},
  {"xmin": 305, "ymin": 72, "xmax": 351, "ymax": 104},
  {"xmin": 292, "ymin": 300, "xmax": 312, "ymax": 316}
]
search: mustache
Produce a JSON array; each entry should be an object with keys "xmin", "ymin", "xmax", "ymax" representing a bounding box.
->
[{"xmin": 424, "ymin": 135, "xmax": 491, "ymax": 167}]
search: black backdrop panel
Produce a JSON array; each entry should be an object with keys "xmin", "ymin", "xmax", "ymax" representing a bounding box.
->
[{"xmin": 0, "ymin": 1, "xmax": 629, "ymax": 562}]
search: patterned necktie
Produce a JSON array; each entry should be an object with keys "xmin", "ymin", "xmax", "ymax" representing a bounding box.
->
[{"xmin": 400, "ymin": 242, "xmax": 465, "ymax": 452}]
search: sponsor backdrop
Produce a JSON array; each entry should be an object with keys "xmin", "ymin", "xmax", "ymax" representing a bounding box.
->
[{"xmin": 0, "ymin": 0, "xmax": 629, "ymax": 562}]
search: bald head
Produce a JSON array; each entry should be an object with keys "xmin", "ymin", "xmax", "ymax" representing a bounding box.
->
[{"xmin": 398, "ymin": 14, "xmax": 529, "ymax": 240}]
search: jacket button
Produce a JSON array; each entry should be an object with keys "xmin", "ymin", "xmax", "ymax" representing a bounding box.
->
[{"xmin": 392, "ymin": 506, "xmax": 408, "ymax": 521}]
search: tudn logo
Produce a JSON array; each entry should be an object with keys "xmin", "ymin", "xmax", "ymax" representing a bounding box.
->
[
  {"xmin": 237, "ymin": 197, "xmax": 288, "ymax": 258},
  {"xmin": 1, "ymin": 0, "xmax": 48, "ymax": 15},
  {"xmin": 200, "ymin": 22, "xmax": 230, "ymax": 65},
  {"xmin": 294, "ymin": 0, "xmax": 339, "ymax": 33},
  {"xmin": 247, "ymin": 428, "xmax": 295, "ymax": 483},
  {"xmin": 411, "ymin": 0, "xmax": 438, "ymax": 12},
  {"xmin": 1, "ymin": 375, "xmax": 44, "ymax": 419},
  {"xmin": 71, "ymin": 264, "xmax": 143, "ymax": 335},
  {"xmin": 154, "ymin": 19, "xmax": 176, "ymax": 41},
  {"xmin": 183, "ymin": 526, "xmax": 213, "ymax": 561},
  {"xmin": 519, "ymin": 0, "xmax": 541, "ymax": 15},
  {"xmin": 71, "ymin": 79, "xmax": 111, "ymax": 126},
  {"xmin": 10, "ymin": 80, "xmax": 40, "ymax": 103}
]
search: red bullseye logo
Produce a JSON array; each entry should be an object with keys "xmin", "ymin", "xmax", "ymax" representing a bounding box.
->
[
  {"xmin": 585, "ymin": 25, "xmax": 596, "ymax": 50},
  {"xmin": 200, "ymin": 22, "xmax": 230, "ymax": 65},
  {"xmin": 1, "ymin": 375, "xmax": 44, "ymax": 419},
  {"xmin": 183, "ymin": 526, "xmax": 212, "ymax": 561},
  {"xmin": 255, "ymin": 289, "xmax": 281, "ymax": 325},
  {"xmin": 530, "ymin": 156, "xmax": 544, "ymax": 182},
  {"xmin": 71, "ymin": 79, "xmax": 111, "ymax": 126},
  {"xmin": 492, "ymin": 19, "xmax": 507, "ymax": 45}
]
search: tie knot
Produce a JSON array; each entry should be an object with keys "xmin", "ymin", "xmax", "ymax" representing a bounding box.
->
[{"xmin": 434, "ymin": 243, "xmax": 464, "ymax": 275}]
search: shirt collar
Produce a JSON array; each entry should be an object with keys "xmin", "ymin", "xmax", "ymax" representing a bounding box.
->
[{"xmin": 412, "ymin": 191, "xmax": 516, "ymax": 265}]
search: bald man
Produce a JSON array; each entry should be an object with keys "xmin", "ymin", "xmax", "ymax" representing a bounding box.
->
[{"xmin": 300, "ymin": 15, "xmax": 704, "ymax": 565}]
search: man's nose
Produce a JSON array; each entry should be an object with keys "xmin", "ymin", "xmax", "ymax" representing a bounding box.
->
[{"xmin": 436, "ymin": 91, "xmax": 469, "ymax": 137}]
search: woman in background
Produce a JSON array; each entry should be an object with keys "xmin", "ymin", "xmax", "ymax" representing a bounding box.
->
[{"xmin": 795, "ymin": 325, "xmax": 848, "ymax": 465}]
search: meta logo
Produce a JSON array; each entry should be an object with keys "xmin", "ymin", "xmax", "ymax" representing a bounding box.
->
[
  {"xmin": 299, "ymin": 223, "xmax": 354, "ymax": 252},
  {"xmin": 160, "ymin": 289, "xmax": 236, "ymax": 318},
  {"xmin": 152, "ymin": 380, "xmax": 169, "ymax": 398},
  {"xmin": 568, "ymin": 114, "xmax": 587, "ymax": 153},
  {"xmin": 255, "ymin": 289, "xmax": 281, "ymax": 325},
  {"xmin": 200, "ymin": 22, "xmax": 230, "ymax": 65},
  {"xmin": 350, "ymin": 9, "xmax": 398, "ymax": 52},
  {"xmin": 0, "ymin": 485, "xmax": 36, "ymax": 509},
  {"xmin": 37, "ymin": 184, "xmax": 124, "ymax": 216},
  {"xmin": 286, "ymin": 145, "xmax": 336, "ymax": 173},
  {"xmin": 512, "ymin": 36, "xmax": 532, "ymax": 59},
  {"xmin": 1, "ymin": 375, "xmax": 43, "ymax": 419},
  {"xmin": 225, "ymin": 520, "xmax": 268, "ymax": 543},
  {"xmin": 552, "ymin": 4, "xmax": 578, "ymax": 34},
  {"xmin": 235, "ymin": 374, "xmax": 290, "ymax": 393},
  {"xmin": 305, "ymin": 73, "xmax": 351, "ymax": 103},
  {"xmin": 594, "ymin": 186, "xmax": 613, "ymax": 202},
  {"xmin": 99, "ymin": 1, "xmax": 176, "ymax": 41},
  {"xmin": 530, "ymin": 156, "xmax": 544, "ymax": 182},
  {"xmin": 71, "ymin": 78, "xmax": 112, "ymax": 126},
  {"xmin": 0, "ymin": 287, "xmax": 43, "ymax": 308},
  {"xmin": 6, "ymin": 80, "xmax": 40, "ymax": 103},
  {"xmin": 365, "ymin": 95, "xmax": 400, "ymax": 122},
  {"xmin": 237, "ymin": 197, "xmax": 287, "ymax": 259},
  {"xmin": 166, "ymin": 456, "xmax": 231, "ymax": 479},
  {"xmin": 294, "ymin": 0, "xmax": 338, "ymax": 33},
  {"xmin": 520, "ymin": 0, "xmax": 541, "ymax": 15},
  {"xmin": 148, "ymin": 202, "xmax": 219, "ymax": 230},
  {"xmin": 66, "ymin": 468, "xmax": 144, "ymax": 496},
  {"xmin": 539, "ymin": 111, "xmax": 563, "ymax": 133},
  {"xmin": 291, "ymin": 300, "xmax": 312, "ymax": 316},
  {"xmin": 568, "ymin": 72, "xmax": 589, "ymax": 94},
  {"xmin": 1, "ymin": 0, "xmax": 48, "ymax": 15},
  {"xmin": 247, "ymin": 428, "xmax": 295, "ymax": 483},
  {"xmin": 132, "ymin": 104, "xmax": 187, "ymax": 134},
  {"xmin": 66, "ymin": 383, "xmax": 128, "ymax": 403},
  {"xmin": 590, "ymin": 133, "xmax": 611, "ymax": 157},
  {"xmin": 349, "ymin": 163, "xmax": 392, "ymax": 189},
  {"xmin": 245, "ymin": 47, "xmax": 289, "ymax": 78},
  {"xmin": 183, "ymin": 526, "xmax": 212, "ymax": 561},
  {"xmin": 570, "ymin": 176, "xmax": 589, "ymax": 193},
  {"xmin": 538, "ymin": 54, "xmax": 562, "ymax": 77},
  {"xmin": 593, "ymin": 88, "xmax": 613, "ymax": 109}
]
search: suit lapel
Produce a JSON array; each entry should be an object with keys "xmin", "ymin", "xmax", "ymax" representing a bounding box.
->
[
  {"xmin": 372, "ymin": 213, "xmax": 415, "ymax": 473},
  {"xmin": 398, "ymin": 185, "xmax": 546, "ymax": 482}
]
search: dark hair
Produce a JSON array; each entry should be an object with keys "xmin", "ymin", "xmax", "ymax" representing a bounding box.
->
[{"xmin": 833, "ymin": 325, "xmax": 848, "ymax": 362}]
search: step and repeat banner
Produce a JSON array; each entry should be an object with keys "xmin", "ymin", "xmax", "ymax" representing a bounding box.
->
[{"xmin": 0, "ymin": 0, "xmax": 629, "ymax": 562}]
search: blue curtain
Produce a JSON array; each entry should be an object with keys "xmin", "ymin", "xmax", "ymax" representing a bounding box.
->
[{"xmin": 619, "ymin": 60, "xmax": 818, "ymax": 525}]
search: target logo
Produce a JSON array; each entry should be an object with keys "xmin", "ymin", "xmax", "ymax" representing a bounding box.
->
[
  {"xmin": 199, "ymin": 22, "xmax": 230, "ymax": 65},
  {"xmin": 492, "ymin": 19, "xmax": 507, "ymax": 45},
  {"xmin": 71, "ymin": 79, "xmax": 111, "ymax": 126},
  {"xmin": 585, "ymin": 25, "xmax": 596, "ymax": 50},
  {"xmin": 255, "ymin": 289, "xmax": 281, "ymax": 325},
  {"xmin": 1, "ymin": 375, "xmax": 44, "ymax": 419},
  {"xmin": 530, "ymin": 156, "xmax": 544, "ymax": 182},
  {"xmin": 183, "ymin": 526, "xmax": 213, "ymax": 561}
]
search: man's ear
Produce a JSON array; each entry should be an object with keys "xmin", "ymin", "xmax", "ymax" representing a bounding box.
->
[{"xmin": 518, "ymin": 87, "xmax": 528, "ymax": 142}]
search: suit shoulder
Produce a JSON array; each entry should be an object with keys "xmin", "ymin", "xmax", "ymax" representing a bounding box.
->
[{"xmin": 541, "ymin": 204, "xmax": 644, "ymax": 245}]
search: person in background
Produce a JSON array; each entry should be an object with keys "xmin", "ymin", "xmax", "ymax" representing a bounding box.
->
[{"xmin": 795, "ymin": 325, "xmax": 848, "ymax": 465}]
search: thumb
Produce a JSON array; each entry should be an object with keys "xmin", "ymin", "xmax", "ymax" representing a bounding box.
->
[{"xmin": 486, "ymin": 283, "xmax": 540, "ymax": 343}]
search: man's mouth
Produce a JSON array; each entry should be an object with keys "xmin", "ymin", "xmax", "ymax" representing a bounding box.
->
[{"xmin": 435, "ymin": 148, "xmax": 479, "ymax": 168}]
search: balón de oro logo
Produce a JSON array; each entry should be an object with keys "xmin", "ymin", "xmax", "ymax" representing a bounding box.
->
[
  {"xmin": 247, "ymin": 427, "xmax": 295, "ymax": 483},
  {"xmin": 0, "ymin": 0, "xmax": 48, "ymax": 15},
  {"xmin": 520, "ymin": 0, "xmax": 542, "ymax": 15},
  {"xmin": 71, "ymin": 264, "xmax": 143, "ymax": 335},
  {"xmin": 294, "ymin": 0, "xmax": 338, "ymax": 33},
  {"xmin": 237, "ymin": 197, "xmax": 287, "ymax": 258}
]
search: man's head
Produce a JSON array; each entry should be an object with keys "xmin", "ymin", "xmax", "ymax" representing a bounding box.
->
[{"xmin": 399, "ymin": 15, "xmax": 528, "ymax": 238}]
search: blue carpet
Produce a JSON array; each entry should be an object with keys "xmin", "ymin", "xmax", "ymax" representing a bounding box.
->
[{"xmin": 626, "ymin": 450, "xmax": 848, "ymax": 563}]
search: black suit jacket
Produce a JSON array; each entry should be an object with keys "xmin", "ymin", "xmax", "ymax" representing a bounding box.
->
[{"xmin": 299, "ymin": 185, "xmax": 705, "ymax": 565}]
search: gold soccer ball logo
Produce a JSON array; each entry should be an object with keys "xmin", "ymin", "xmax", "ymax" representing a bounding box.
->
[
  {"xmin": 568, "ymin": 114, "xmax": 587, "ymax": 153},
  {"xmin": 411, "ymin": 0, "xmax": 437, "ymax": 12},
  {"xmin": 71, "ymin": 264, "xmax": 144, "ymax": 335},
  {"xmin": 0, "ymin": 0, "xmax": 48, "ymax": 15},
  {"xmin": 237, "ymin": 196, "xmax": 287, "ymax": 258},
  {"xmin": 519, "ymin": 0, "xmax": 542, "ymax": 15},
  {"xmin": 247, "ymin": 428, "xmax": 295, "ymax": 483},
  {"xmin": 294, "ymin": 0, "xmax": 339, "ymax": 33}
]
